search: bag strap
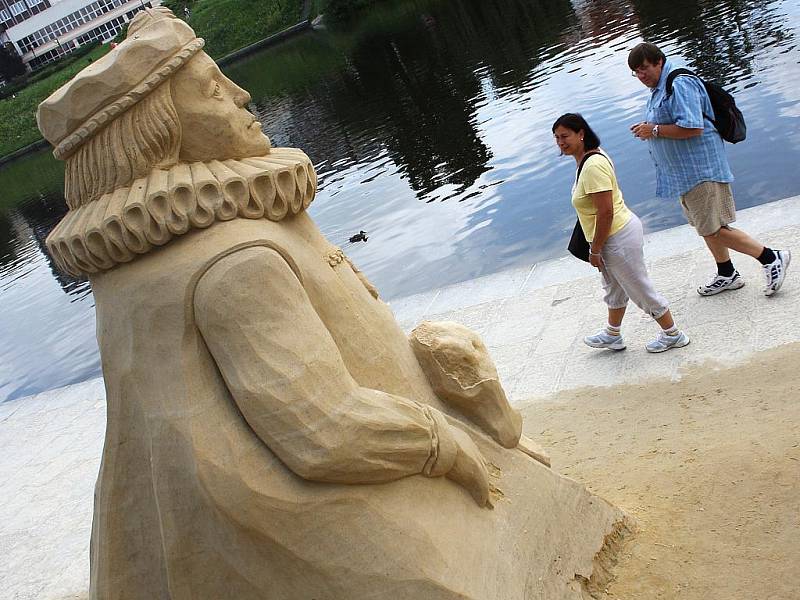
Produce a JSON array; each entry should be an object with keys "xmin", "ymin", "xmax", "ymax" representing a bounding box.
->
[
  {"xmin": 665, "ymin": 68, "xmax": 714, "ymax": 125},
  {"xmin": 576, "ymin": 150, "xmax": 609, "ymax": 182},
  {"xmin": 665, "ymin": 68, "xmax": 696, "ymax": 96}
]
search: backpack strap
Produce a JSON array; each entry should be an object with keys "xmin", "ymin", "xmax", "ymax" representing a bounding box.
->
[
  {"xmin": 665, "ymin": 68, "xmax": 696, "ymax": 97},
  {"xmin": 664, "ymin": 68, "xmax": 714, "ymax": 125}
]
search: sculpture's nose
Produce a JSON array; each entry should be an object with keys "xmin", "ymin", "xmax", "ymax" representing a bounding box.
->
[{"xmin": 232, "ymin": 83, "xmax": 251, "ymax": 107}]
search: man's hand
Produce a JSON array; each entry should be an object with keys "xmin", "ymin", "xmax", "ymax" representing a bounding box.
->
[
  {"xmin": 630, "ymin": 121, "xmax": 656, "ymax": 140},
  {"xmin": 589, "ymin": 252, "xmax": 604, "ymax": 271},
  {"xmin": 446, "ymin": 427, "xmax": 490, "ymax": 507}
]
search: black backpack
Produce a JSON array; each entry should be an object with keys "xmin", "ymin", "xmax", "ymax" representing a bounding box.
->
[{"xmin": 665, "ymin": 68, "xmax": 746, "ymax": 144}]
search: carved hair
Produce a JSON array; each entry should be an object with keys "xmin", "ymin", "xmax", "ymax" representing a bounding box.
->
[{"xmin": 63, "ymin": 81, "xmax": 181, "ymax": 209}]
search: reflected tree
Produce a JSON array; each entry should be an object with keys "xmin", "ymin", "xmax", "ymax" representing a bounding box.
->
[
  {"xmin": 13, "ymin": 195, "xmax": 89, "ymax": 295},
  {"xmin": 0, "ymin": 211, "xmax": 17, "ymax": 275},
  {"xmin": 630, "ymin": 0, "xmax": 795, "ymax": 87},
  {"xmin": 244, "ymin": 0, "xmax": 576, "ymax": 200}
]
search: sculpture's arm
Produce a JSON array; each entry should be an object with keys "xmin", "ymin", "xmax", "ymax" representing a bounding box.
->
[{"xmin": 194, "ymin": 246, "xmax": 489, "ymax": 504}]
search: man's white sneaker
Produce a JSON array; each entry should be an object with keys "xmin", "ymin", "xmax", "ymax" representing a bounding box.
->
[
  {"xmin": 697, "ymin": 271, "xmax": 745, "ymax": 296},
  {"xmin": 763, "ymin": 249, "xmax": 791, "ymax": 296},
  {"xmin": 646, "ymin": 330, "xmax": 690, "ymax": 353},
  {"xmin": 583, "ymin": 330, "xmax": 626, "ymax": 351}
]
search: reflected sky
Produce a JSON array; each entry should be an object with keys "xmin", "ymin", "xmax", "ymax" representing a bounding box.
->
[{"xmin": 1, "ymin": 0, "xmax": 800, "ymax": 401}]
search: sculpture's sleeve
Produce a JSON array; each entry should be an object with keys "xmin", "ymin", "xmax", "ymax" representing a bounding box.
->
[{"xmin": 194, "ymin": 245, "xmax": 459, "ymax": 484}]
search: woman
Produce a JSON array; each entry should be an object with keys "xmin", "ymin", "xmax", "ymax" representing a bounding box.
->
[{"xmin": 552, "ymin": 113, "xmax": 690, "ymax": 353}]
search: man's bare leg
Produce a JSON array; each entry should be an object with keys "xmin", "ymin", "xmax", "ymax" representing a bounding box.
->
[
  {"xmin": 713, "ymin": 226, "xmax": 764, "ymax": 258},
  {"xmin": 702, "ymin": 231, "xmax": 731, "ymax": 262}
]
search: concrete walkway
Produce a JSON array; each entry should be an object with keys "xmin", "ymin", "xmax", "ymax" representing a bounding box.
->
[
  {"xmin": 2, "ymin": 195, "xmax": 799, "ymax": 599},
  {"xmin": 392, "ymin": 194, "xmax": 800, "ymax": 407}
]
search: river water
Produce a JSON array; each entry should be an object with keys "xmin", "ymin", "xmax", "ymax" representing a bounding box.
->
[{"xmin": 2, "ymin": 0, "xmax": 799, "ymax": 401}]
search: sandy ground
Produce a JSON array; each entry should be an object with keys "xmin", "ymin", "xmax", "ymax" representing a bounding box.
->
[{"xmin": 520, "ymin": 342, "xmax": 800, "ymax": 600}]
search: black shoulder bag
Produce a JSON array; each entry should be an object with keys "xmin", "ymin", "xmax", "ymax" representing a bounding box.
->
[{"xmin": 567, "ymin": 151, "xmax": 607, "ymax": 262}]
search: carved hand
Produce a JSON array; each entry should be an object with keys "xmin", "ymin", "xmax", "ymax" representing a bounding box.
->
[
  {"xmin": 410, "ymin": 321, "xmax": 523, "ymax": 448},
  {"xmin": 446, "ymin": 427, "xmax": 490, "ymax": 507}
]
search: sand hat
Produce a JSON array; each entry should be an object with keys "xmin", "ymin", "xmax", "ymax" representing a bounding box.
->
[{"xmin": 37, "ymin": 7, "xmax": 204, "ymax": 160}]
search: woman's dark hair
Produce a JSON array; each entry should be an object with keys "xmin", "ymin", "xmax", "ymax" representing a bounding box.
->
[
  {"xmin": 627, "ymin": 42, "xmax": 666, "ymax": 70},
  {"xmin": 551, "ymin": 113, "xmax": 601, "ymax": 151}
]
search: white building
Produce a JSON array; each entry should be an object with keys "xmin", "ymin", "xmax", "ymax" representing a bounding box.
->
[{"xmin": 0, "ymin": 0, "xmax": 162, "ymax": 70}]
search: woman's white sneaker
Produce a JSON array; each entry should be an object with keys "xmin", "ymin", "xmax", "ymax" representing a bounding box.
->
[
  {"xmin": 646, "ymin": 330, "xmax": 691, "ymax": 353},
  {"xmin": 697, "ymin": 271, "xmax": 745, "ymax": 296},
  {"xmin": 584, "ymin": 330, "xmax": 626, "ymax": 351}
]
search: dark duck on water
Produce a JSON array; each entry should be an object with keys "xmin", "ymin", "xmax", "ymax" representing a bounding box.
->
[{"xmin": 349, "ymin": 230, "xmax": 368, "ymax": 243}]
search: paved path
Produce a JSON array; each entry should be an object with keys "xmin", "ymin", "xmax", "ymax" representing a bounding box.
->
[
  {"xmin": 391, "ymin": 194, "xmax": 800, "ymax": 407},
  {"xmin": 2, "ymin": 195, "xmax": 799, "ymax": 599}
]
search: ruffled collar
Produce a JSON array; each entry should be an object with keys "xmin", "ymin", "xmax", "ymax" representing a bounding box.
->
[{"xmin": 46, "ymin": 148, "xmax": 316, "ymax": 276}]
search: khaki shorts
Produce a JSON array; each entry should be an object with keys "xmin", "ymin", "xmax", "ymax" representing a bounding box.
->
[{"xmin": 679, "ymin": 181, "xmax": 736, "ymax": 236}]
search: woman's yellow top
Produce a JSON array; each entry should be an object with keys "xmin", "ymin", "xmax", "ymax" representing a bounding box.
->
[{"xmin": 571, "ymin": 152, "xmax": 632, "ymax": 242}]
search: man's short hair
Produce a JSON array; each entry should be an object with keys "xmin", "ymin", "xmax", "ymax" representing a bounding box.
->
[{"xmin": 628, "ymin": 42, "xmax": 666, "ymax": 70}]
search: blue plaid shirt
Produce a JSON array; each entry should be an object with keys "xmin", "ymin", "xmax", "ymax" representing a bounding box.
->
[{"xmin": 645, "ymin": 60, "xmax": 734, "ymax": 198}]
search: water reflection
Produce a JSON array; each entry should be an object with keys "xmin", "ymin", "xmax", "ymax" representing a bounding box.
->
[
  {"xmin": 631, "ymin": 0, "xmax": 795, "ymax": 85},
  {"xmin": 0, "ymin": 152, "xmax": 97, "ymax": 402},
  {"xmin": 1, "ymin": 0, "xmax": 800, "ymax": 401}
]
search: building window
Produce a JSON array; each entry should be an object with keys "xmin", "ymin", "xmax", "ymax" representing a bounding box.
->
[
  {"xmin": 9, "ymin": 2, "xmax": 27, "ymax": 16},
  {"xmin": 1, "ymin": 9, "xmax": 12, "ymax": 23}
]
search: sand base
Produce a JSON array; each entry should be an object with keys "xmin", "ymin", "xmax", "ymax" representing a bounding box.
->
[{"xmin": 521, "ymin": 342, "xmax": 800, "ymax": 600}]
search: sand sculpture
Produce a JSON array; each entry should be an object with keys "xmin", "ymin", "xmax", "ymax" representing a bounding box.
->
[{"xmin": 38, "ymin": 9, "xmax": 631, "ymax": 599}]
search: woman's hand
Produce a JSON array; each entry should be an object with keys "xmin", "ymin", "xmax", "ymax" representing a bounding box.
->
[{"xmin": 589, "ymin": 252, "xmax": 604, "ymax": 271}]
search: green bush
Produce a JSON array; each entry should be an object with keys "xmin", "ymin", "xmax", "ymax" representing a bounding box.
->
[
  {"xmin": 0, "ymin": 43, "xmax": 26, "ymax": 81},
  {"xmin": 161, "ymin": 0, "xmax": 196, "ymax": 15}
]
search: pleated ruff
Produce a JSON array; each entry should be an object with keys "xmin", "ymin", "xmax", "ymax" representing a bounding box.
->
[{"xmin": 46, "ymin": 148, "xmax": 317, "ymax": 276}]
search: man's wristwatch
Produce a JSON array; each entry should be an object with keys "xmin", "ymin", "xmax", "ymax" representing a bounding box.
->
[{"xmin": 652, "ymin": 124, "xmax": 660, "ymax": 138}]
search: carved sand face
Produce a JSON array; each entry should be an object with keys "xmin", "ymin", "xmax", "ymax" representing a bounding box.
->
[{"xmin": 171, "ymin": 53, "xmax": 270, "ymax": 162}]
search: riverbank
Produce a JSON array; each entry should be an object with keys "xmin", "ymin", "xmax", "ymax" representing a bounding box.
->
[
  {"xmin": 180, "ymin": 0, "xmax": 304, "ymax": 58},
  {"xmin": 2, "ymin": 194, "xmax": 799, "ymax": 598}
]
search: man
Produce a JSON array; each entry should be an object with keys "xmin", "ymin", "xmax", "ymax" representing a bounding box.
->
[{"xmin": 628, "ymin": 42, "xmax": 790, "ymax": 296}]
